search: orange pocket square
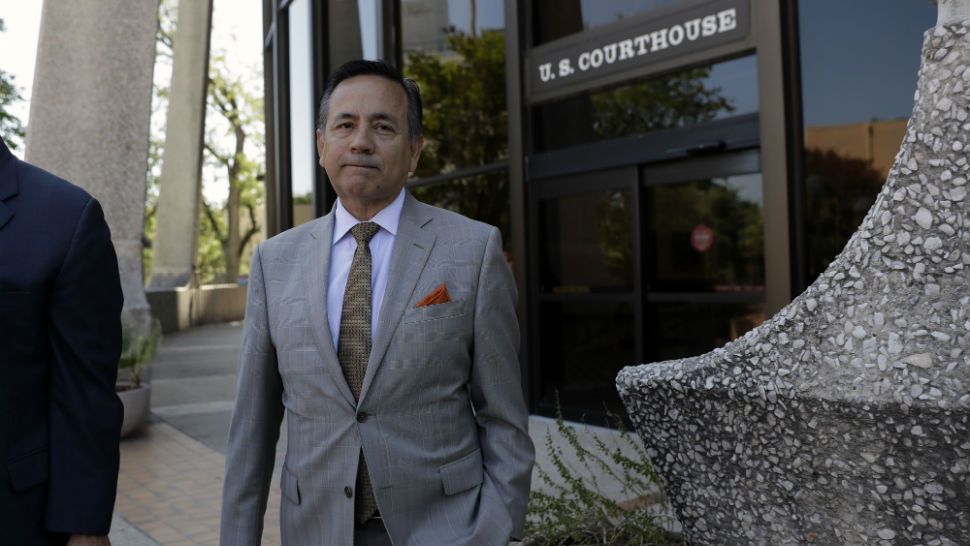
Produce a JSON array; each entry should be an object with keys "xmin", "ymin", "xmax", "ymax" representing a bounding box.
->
[{"xmin": 415, "ymin": 283, "xmax": 452, "ymax": 307}]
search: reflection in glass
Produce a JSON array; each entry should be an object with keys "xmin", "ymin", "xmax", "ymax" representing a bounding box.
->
[
  {"xmin": 532, "ymin": 0, "xmax": 681, "ymax": 46},
  {"xmin": 803, "ymin": 150, "xmax": 883, "ymax": 280},
  {"xmin": 533, "ymin": 55, "xmax": 757, "ymax": 152},
  {"xmin": 798, "ymin": 0, "xmax": 934, "ymax": 284},
  {"xmin": 292, "ymin": 192, "xmax": 314, "ymax": 227},
  {"xmin": 538, "ymin": 302, "xmax": 635, "ymax": 418},
  {"xmin": 646, "ymin": 174, "xmax": 764, "ymax": 292},
  {"xmin": 402, "ymin": 1, "xmax": 507, "ymax": 173},
  {"xmin": 538, "ymin": 189, "xmax": 633, "ymax": 293},
  {"xmin": 648, "ymin": 302, "xmax": 764, "ymax": 361},
  {"xmin": 409, "ymin": 171, "xmax": 510, "ymax": 247},
  {"xmin": 288, "ymin": 0, "xmax": 315, "ymax": 226}
]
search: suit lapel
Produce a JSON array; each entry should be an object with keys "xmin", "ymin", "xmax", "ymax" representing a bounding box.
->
[
  {"xmin": 300, "ymin": 212, "xmax": 356, "ymax": 407},
  {"xmin": 0, "ymin": 139, "xmax": 17, "ymax": 230},
  {"xmin": 358, "ymin": 194, "xmax": 436, "ymax": 405}
]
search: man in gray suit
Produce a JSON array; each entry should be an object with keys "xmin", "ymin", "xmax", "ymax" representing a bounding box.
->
[{"xmin": 220, "ymin": 60, "xmax": 534, "ymax": 546}]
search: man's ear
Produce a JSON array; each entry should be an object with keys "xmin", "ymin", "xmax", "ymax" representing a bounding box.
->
[
  {"xmin": 315, "ymin": 129, "xmax": 326, "ymax": 166},
  {"xmin": 409, "ymin": 135, "xmax": 424, "ymax": 172}
]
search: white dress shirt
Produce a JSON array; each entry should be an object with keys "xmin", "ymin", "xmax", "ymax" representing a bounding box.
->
[{"xmin": 327, "ymin": 188, "xmax": 406, "ymax": 350}]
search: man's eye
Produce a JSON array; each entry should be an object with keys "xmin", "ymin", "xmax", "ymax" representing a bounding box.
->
[
  {"xmin": 335, "ymin": 122, "xmax": 353, "ymax": 130},
  {"xmin": 377, "ymin": 124, "xmax": 394, "ymax": 133}
]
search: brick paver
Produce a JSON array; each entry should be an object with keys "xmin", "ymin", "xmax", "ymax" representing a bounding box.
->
[{"xmin": 116, "ymin": 421, "xmax": 282, "ymax": 545}]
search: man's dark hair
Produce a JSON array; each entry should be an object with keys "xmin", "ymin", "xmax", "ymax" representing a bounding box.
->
[{"xmin": 317, "ymin": 59, "xmax": 423, "ymax": 143}]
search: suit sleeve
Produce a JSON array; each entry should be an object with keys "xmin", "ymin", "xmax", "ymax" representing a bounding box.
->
[
  {"xmin": 469, "ymin": 227, "xmax": 535, "ymax": 539},
  {"xmin": 45, "ymin": 197, "xmax": 124, "ymax": 535},
  {"xmin": 220, "ymin": 244, "xmax": 284, "ymax": 546}
]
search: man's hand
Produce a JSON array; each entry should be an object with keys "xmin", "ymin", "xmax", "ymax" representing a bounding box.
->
[{"xmin": 66, "ymin": 535, "xmax": 111, "ymax": 546}]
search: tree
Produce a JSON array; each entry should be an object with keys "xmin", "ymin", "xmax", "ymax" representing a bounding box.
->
[
  {"xmin": 804, "ymin": 148, "xmax": 884, "ymax": 281},
  {"xmin": 199, "ymin": 52, "xmax": 264, "ymax": 284},
  {"xmin": 0, "ymin": 18, "xmax": 26, "ymax": 149},
  {"xmin": 144, "ymin": 0, "xmax": 264, "ymax": 285},
  {"xmin": 404, "ymin": 29, "xmax": 511, "ymax": 240},
  {"xmin": 591, "ymin": 66, "xmax": 735, "ymax": 138}
]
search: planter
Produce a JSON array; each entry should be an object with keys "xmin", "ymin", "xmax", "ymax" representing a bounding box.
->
[{"xmin": 117, "ymin": 382, "xmax": 151, "ymax": 438}]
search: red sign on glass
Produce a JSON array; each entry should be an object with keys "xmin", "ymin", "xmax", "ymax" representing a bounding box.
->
[{"xmin": 691, "ymin": 224, "xmax": 715, "ymax": 252}]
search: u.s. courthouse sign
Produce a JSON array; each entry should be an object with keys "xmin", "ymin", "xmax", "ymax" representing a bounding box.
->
[{"xmin": 527, "ymin": 0, "xmax": 751, "ymax": 102}]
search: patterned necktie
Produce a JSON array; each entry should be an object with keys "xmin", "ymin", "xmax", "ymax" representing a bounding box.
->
[{"xmin": 337, "ymin": 221, "xmax": 380, "ymax": 523}]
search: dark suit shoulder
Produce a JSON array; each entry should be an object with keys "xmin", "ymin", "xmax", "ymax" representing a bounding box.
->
[{"xmin": 14, "ymin": 158, "xmax": 95, "ymax": 216}]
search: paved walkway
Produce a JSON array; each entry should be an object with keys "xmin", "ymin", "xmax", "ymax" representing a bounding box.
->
[{"xmin": 111, "ymin": 322, "xmax": 284, "ymax": 545}]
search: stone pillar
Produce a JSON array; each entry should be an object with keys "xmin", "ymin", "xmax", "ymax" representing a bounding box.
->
[
  {"xmin": 617, "ymin": 8, "xmax": 970, "ymax": 546},
  {"xmin": 26, "ymin": 0, "xmax": 158, "ymax": 329},
  {"xmin": 148, "ymin": 0, "xmax": 214, "ymax": 289}
]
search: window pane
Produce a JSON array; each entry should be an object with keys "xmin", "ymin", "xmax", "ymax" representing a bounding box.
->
[
  {"xmin": 798, "ymin": 1, "xmax": 934, "ymax": 283},
  {"xmin": 646, "ymin": 174, "xmax": 764, "ymax": 292},
  {"xmin": 538, "ymin": 301, "xmax": 635, "ymax": 418},
  {"xmin": 532, "ymin": 55, "xmax": 757, "ymax": 152},
  {"xmin": 532, "ymin": 0, "xmax": 681, "ymax": 46},
  {"xmin": 288, "ymin": 0, "xmax": 316, "ymax": 226},
  {"xmin": 538, "ymin": 189, "xmax": 634, "ymax": 294},
  {"xmin": 402, "ymin": 1, "xmax": 507, "ymax": 173},
  {"xmin": 648, "ymin": 302, "xmax": 764, "ymax": 361},
  {"xmin": 409, "ymin": 171, "xmax": 510, "ymax": 247}
]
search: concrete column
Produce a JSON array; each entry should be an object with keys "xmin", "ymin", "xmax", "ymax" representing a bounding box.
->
[
  {"xmin": 25, "ymin": 0, "xmax": 158, "ymax": 329},
  {"xmin": 618, "ymin": 3, "xmax": 970, "ymax": 544},
  {"xmin": 148, "ymin": 0, "xmax": 214, "ymax": 288}
]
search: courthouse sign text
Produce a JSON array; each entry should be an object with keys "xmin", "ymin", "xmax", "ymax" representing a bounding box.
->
[{"xmin": 529, "ymin": 0, "xmax": 750, "ymax": 100}]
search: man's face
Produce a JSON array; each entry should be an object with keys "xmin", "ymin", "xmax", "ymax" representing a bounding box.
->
[{"xmin": 316, "ymin": 75, "xmax": 423, "ymax": 211}]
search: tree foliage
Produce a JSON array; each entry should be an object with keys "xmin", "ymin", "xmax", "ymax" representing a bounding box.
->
[
  {"xmin": 591, "ymin": 66, "xmax": 734, "ymax": 139},
  {"xmin": 404, "ymin": 29, "xmax": 510, "ymax": 243},
  {"xmin": 804, "ymin": 148, "xmax": 884, "ymax": 281},
  {"xmin": 0, "ymin": 18, "xmax": 26, "ymax": 150},
  {"xmin": 145, "ymin": 0, "xmax": 264, "ymax": 285},
  {"xmin": 200, "ymin": 52, "xmax": 264, "ymax": 284}
]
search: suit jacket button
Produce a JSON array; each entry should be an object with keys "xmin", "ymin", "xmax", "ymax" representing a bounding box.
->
[
  {"xmin": 356, "ymin": 412, "xmax": 369, "ymax": 423},
  {"xmin": 344, "ymin": 486, "xmax": 353, "ymax": 498}
]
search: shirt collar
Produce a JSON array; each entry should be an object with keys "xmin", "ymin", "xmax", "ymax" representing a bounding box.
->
[{"xmin": 332, "ymin": 187, "xmax": 406, "ymax": 245}]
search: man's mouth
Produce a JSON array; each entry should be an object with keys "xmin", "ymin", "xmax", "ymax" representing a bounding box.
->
[{"xmin": 344, "ymin": 162, "xmax": 379, "ymax": 170}]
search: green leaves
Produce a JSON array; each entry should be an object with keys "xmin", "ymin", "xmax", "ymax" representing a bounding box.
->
[
  {"xmin": 405, "ymin": 29, "xmax": 509, "ymax": 177},
  {"xmin": 119, "ymin": 319, "xmax": 162, "ymax": 387},
  {"xmin": 524, "ymin": 402, "xmax": 684, "ymax": 546},
  {"xmin": 0, "ymin": 18, "xmax": 26, "ymax": 150}
]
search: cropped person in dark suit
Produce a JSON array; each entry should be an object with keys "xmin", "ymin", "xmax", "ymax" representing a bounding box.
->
[{"xmin": 0, "ymin": 136, "xmax": 124, "ymax": 546}]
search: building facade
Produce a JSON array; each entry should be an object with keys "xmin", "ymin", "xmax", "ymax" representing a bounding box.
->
[{"xmin": 260, "ymin": 0, "xmax": 936, "ymax": 421}]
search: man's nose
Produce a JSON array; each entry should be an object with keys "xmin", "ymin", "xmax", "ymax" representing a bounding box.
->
[{"xmin": 349, "ymin": 126, "xmax": 374, "ymax": 154}]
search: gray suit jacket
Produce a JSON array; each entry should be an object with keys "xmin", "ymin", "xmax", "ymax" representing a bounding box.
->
[{"xmin": 220, "ymin": 193, "xmax": 535, "ymax": 546}]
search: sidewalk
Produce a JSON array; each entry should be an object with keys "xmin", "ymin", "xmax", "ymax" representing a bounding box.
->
[{"xmin": 111, "ymin": 322, "xmax": 284, "ymax": 545}]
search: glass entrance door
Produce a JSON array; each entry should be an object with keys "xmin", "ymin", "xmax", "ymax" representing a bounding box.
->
[
  {"xmin": 531, "ymin": 166, "xmax": 641, "ymax": 421},
  {"xmin": 530, "ymin": 149, "xmax": 765, "ymax": 422},
  {"xmin": 642, "ymin": 149, "xmax": 766, "ymax": 361}
]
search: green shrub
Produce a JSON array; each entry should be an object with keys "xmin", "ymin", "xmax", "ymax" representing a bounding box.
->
[
  {"xmin": 524, "ymin": 405, "xmax": 684, "ymax": 546},
  {"xmin": 118, "ymin": 319, "xmax": 162, "ymax": 388}
]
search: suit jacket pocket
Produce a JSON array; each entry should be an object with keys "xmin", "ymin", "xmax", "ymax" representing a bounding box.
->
[
  {"xmin": 402, "ymin": 299, "xmax": 468, "ymax": 324},
  {"xmin": 8, "ymin": 447, "xmax": 49, "ymax": 492},
  {"xmin": 281, "ymin": 465, "xmax": 301, "ymax": 505},
  {"xmin": 439, "ymin": 448, "xmax": 483, "ymax": 496}
]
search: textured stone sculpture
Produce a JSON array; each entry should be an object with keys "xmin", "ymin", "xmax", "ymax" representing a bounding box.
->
[{"xmin": 616, "ymin": 17, "xmax": 970, "ymax": 546}]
